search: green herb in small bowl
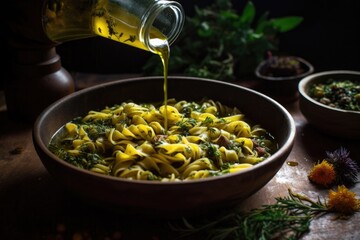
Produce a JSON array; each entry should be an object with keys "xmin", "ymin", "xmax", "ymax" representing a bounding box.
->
[
  {"xmin": 298, "ymin": 70, "xmax": 360, "ymax": 139},
  {"xmin": 309, "ymin": 79, "xmax": 360, "ymax": 112}
]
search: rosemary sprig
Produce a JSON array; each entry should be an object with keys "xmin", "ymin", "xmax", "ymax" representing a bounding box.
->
[{"xmin": 170, "ymin": 189, "xmax": 328, "ymax": 240}]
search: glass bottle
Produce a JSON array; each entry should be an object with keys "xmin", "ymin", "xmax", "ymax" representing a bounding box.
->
[{"xmin": 43, "ymin": 0, "xmax": 185, "ymax": 53}]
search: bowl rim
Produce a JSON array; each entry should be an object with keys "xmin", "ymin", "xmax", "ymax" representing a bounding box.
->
[
  {"xmin": 33, "ymin": 76, "xmax": 296, "ymax": 186},
  {"xmin": 298, "ymin": 70, "xmax": 360, "ymax": 114},
  {"xmin": 255, "ymin": 56, "xmax": 314, "ymax": 81}
]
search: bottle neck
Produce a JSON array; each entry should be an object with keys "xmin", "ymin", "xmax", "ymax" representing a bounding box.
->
[{"xmin": 139, "ymin": 0, "xmax": 184, "ymax": 53}]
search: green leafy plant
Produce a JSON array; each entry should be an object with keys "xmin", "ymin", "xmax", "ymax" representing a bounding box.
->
[{"xmin": 143, "ymin": 0, "xmax": 303, "ymax": 81}]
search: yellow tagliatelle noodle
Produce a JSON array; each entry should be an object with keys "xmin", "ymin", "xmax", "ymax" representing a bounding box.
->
[{"xmin": 49, "ymin": 99, "xmax": 278, "ymax": 181}]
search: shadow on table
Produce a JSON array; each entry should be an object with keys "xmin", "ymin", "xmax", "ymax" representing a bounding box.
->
[{"xmin": 297, "ymin": 122, "xmax": 360, "ymax": 164}]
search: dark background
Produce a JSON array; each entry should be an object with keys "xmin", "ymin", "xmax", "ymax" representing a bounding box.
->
[{"xmin": 2, "ymin": 0, "xmax": 360, "ymax": 89}]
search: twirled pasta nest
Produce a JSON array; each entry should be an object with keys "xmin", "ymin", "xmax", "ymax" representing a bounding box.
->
[{"xmin": 49, "ymin": 98, "xmax": 278, "ymax": 181}]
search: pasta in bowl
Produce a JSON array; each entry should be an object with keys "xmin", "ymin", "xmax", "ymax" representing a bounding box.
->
[
  {"xmin": 49, "ymin": 99, "xmax": 278, "ymax": 181},
  {"xmin": 33, "ymin": 76, "xmax": 295, "ymax": 217}
]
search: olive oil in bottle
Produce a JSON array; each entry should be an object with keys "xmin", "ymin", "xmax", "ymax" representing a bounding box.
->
[{"xmin": 44, "ymin": 0, "xmax": 184, "ymax": 52}]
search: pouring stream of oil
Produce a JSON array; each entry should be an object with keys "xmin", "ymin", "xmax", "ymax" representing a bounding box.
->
[{"xmin": 151, "ymin": 39, "xmax": 170, "ymax": 132}]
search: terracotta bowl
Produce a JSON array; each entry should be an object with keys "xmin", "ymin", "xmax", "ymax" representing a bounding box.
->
[
  {"xmin": 255, "ymin": 56, "xmax": 314, "ymax": 101},
  {"xmin": 33, "ymin": 76, "xmax": 296, "ymax": 217},
  {"xmin": 298, "ymin": 70, "xmax": 360, "ymax": 139}
]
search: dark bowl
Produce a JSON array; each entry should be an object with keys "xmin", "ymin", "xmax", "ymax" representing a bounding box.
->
[
  {"xmin": 255, "ymin": 56, "xmax": 314, "ymax": 101},
  {"xmin": 33, "ymin": 76, "xmax": 296, "ymax": 217},
  {"xmin": 298, "ymin": 70, "xmax": 360, "ymax": 139}
]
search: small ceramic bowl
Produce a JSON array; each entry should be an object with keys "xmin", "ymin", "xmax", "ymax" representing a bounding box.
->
[
  {"xmin": 255, "ymin": 56, "xmax": 314, "ymax": 101},
  {"xmin": 33, "ymin": 76, "xmax": 296, "ymax": 217},
  {"xmin": 298, "ymin": 70, "xmax": 360, "ymax": 139}
]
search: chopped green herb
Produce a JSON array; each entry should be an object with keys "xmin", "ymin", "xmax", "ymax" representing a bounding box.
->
[{"xmin": 309, "ymin": 78, "xmax": 360, "ymax": 111}]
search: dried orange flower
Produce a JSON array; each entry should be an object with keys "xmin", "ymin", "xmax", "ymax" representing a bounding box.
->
[
  {"xmin": 308, "ymin": 160, "xmax": 336, "ymax": 187},
  {"xmin": 327, "ymin": 185, "xmax": 360, "ymax": 215}
]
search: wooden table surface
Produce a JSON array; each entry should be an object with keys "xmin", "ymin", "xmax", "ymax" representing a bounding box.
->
[{"xmin": 0, "ymin": 75, "xmax": 359, "ymax": 240}]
